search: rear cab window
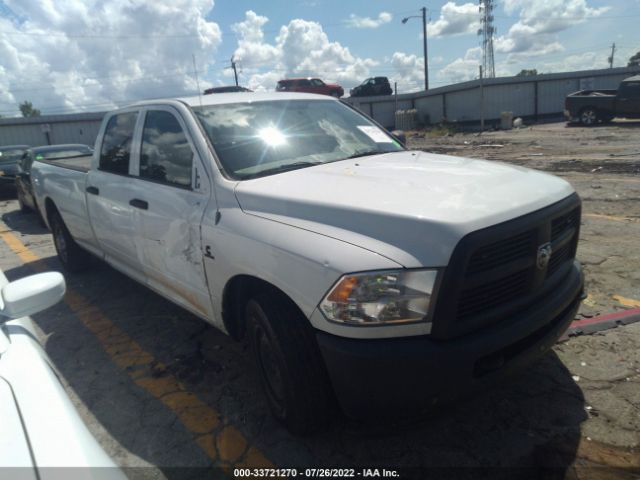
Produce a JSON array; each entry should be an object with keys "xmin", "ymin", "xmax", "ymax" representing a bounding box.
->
[
  {"xmin": 99, "ymin": 112, "xmax": 138, "ymax": 175},
  {"xmin": 620, "ymin": 82, "xmax": 640, "ymax": 98}
]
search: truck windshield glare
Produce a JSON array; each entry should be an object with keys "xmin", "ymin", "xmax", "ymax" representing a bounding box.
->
[{"xmin": 193, "ymin": 100, "xmax": 404, "ymax": 179}]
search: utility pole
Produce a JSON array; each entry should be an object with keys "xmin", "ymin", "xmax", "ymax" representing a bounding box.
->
[
  {"xmin": 479, "ymin": 66, "xmax": 485, "ymax": 132},
  {"xmin": 608, "ymin": 43, "xmax": 616, "ymax": 69},
  {"xmin": 402, "ymin": 7, "xmax": 429, "ymax": 91},
  {"xmin": 230, "ymin": 56, "xmax": 239, "ymax": 86},
  {"xmin": 422, "ymin": 7, "xmax": 429, "ymax": 91}
]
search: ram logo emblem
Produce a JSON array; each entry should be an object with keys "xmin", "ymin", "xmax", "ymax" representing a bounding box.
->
[{"xmin": 536, "ymin": 243, "xmax": 553, "ymax": 270}]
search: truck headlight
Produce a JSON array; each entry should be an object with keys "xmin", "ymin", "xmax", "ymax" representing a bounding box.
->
[{"xmin": 319, "ymin": 269, "xmax": 439, "ymax": 326}]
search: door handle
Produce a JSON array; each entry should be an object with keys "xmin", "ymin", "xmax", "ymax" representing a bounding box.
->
[
  {"xmin": 129, "ymin": 198, "xmax": 149, "ymax": 210},
  {"xmin": 86, "ymin": 186, "xmax": 99, "ymax": 195}
]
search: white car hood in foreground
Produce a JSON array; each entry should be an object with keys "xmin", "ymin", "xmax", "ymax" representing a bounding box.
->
[
  {"xmin": 0, "ymin": 270, "xmax": 124, "ymax": 479},
  {"xmin": 235, "ymin": 151, "xmax": 575, "ymax": 267}
]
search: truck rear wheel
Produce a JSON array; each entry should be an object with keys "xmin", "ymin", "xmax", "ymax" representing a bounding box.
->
[
  {"xmin": 580, "ymin": 107, "xmax": 598, "ymax": 126},
  {"xmin": 50, "ymin": 210, "xmax": 91, "ymax": 272},
  {"xmin": 245, "ymin": 291, "xmax": 335, "ymax": 434},
  {"xmin": 17, "ymin": 193, "xmax": 29, "ymax": 213}
]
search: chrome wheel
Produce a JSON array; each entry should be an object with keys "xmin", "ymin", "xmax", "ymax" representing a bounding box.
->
[{"xmin": 580, "ymin": 108, "xmax": 598, "ymax": 126}]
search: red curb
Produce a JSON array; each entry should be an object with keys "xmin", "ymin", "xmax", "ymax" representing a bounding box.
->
[
  {"xmin": 570, "ymin": 307, "xmax": 640, "ymax": 328},
  {"xmin": 559, "ymin": 307, "xmax": 640, "ymax": 342}
]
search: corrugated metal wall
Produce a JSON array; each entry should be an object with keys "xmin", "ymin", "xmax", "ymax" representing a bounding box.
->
[
  {"xmin": 0, "ymin": 112, "xmax": 104, "ymax": 148},
  {"xmin": 346, "ymin": 66, "xmax": 640, "ymax": 129},
  {"xmin": 1, "ymin": 66, "xmax": 637, "ymax": 142}
]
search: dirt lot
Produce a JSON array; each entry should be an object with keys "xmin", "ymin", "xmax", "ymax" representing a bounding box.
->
[{"xmin": 0, "ymin": 121, "xmax": 639, "ymax": 479}]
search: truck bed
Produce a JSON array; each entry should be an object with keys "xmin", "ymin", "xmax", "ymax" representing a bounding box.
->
[
  {"xmin": 31, "ymin": 156, "xmax": 97, "ymax": 252},
  {"xmin": 37, "ymin": 154, "xmax": 92, "ymax": 173},
  {"xmin": 568, "ymin": 89, "xmax": 617, "ymax": 98}
]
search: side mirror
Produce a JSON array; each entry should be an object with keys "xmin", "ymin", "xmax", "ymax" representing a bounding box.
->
[
  {"xmin": 0, "ymin": 272, "xmax": 66, "ymax": 320},
  {"xmin": 391, "ymin": 130, "xmax": 407, "ymax": 147}
]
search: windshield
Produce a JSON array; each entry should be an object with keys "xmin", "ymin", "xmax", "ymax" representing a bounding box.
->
[{"xmin": 194, "ymin": 100, "xmax": 403, "ymax": 179}]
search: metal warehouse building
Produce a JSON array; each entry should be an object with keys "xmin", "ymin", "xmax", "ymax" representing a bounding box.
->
[
  {"xmin": 346, "ymin": 66, "xmax": 640, "ymax": 129},
  {"xmin": 0, "ymin": 111, "xmax": 105, "ymax": 148},
  {"xmin": 1, "ymin": 66, "xmax": 639, "ymax": 147}
]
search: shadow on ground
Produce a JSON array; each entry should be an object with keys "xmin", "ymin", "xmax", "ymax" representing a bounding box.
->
[
  {"xmin": 566, "ymin": 120, "xmax": 640, "ymax": 129},
  {"xmin": 6, "ymin": 254, "xmax": 587, "ymax": 480},
  {"xmin": 2, "ymin": 205, "xmax": 48, "ymax": 235}
]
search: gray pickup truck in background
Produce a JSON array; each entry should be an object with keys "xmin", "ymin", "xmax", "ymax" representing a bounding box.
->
[{"xmin": 565, "ymin": 74, "xmax": 640, "ymax": 125}]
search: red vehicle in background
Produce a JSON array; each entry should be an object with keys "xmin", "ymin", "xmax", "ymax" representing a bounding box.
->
[{"xmin": 276, "ymin": 78, "xmax": 344, "ymax": 97}]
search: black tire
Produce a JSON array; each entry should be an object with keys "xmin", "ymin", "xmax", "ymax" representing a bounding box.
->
[
  {"xmin": 50, "ymin": 210, "xmax": 91, "ymax": 272},
  {"xmin": 33, "ymin": 199, "xmax": 47, "ymax": 227},
  {"xmin": 17, "ymin": 192, "xmax": 29, "ymax": 213},
  {"xmin": 580, "ymin": 107, "xmax": 599, "ymax": 126},
  {"xmin": 245, "ymin": 292, "xmax": 335, "ymax": 434}
]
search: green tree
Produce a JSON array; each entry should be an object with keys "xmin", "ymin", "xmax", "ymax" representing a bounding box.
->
[
  {"xmin": 516, "ymin": 69, "xmax": 538, "ymax": 77},
  {"xmin": 19, "ymin": 101, "xmax": 41, "ymax": 117},
  {"xmin": 629, "ymin": 51, "xmax": 640, "ymax": 67}
]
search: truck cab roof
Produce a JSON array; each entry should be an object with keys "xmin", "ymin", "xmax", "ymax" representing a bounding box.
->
[{"xmin": 125, "ymin": 92, "xmax": 334, "ymax": 111}]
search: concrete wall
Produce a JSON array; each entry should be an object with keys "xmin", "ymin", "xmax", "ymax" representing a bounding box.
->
[{"xmin": 346, "ymin": 66, "xmax": 640, "ymax": 129}]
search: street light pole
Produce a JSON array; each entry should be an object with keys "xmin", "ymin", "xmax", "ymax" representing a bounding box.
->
[{"xmin": 402, "ymin": 7, "xmax": 429, "ymax": 91}]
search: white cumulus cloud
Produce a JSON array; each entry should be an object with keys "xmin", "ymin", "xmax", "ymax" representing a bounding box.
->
[
  {"xmin": 428, "ymin": 2, "xmax": 480, "ymax": 38},
  {"xmin": 230, "ymin": 12, "xmax": 378, "ymax": 92},
  {"xmin": 345, "ymin": 12, "xmax": 392, "ymax": 29},
  {"xmin": 0, "ymin": 0, "xmax": 222, "ymax": 116},
  {"xmin": 390, "ymin": 52, "xmax": 425, "ymax": 92},
  {"xmin": 438, "ymin": 47, "xmax": 483, "ymax": 84},
  {"xmin": 496, "ymin": 0, "xmax": 609, "ymax": 55}
]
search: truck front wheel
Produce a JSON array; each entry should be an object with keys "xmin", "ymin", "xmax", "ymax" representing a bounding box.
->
[
  {"xmin": 245, "ymin": 292, "xmax": 335, "ymax": 434},
  {"xmin": 580, "ymin": 107, "xmax": 599, "ymax": 126},
  {"xmin": 50, "ymin": 210, "xmax": 91, "ymax": 272}
]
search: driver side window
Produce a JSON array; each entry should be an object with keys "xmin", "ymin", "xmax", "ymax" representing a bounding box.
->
[{"xmin": 139, "ymin": 110, "xmax": 193, "ymax": 188}]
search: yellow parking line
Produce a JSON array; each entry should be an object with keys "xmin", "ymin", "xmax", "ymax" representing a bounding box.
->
[
  {"xmin": 0, "ymin": 230, "xmax": 42, "ymax": 266},
  {"xmin": 0, "ymin": 226, "xmax": 273, "ymax": 472},
  {"xmin": 612, "ymin": 295, "xmax": 640, "ymax": 308}
]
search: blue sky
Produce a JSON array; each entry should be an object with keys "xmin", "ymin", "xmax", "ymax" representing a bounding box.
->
[{"xmin": 0, "ymin": 0, "xmax": 638, "ymax": 115}]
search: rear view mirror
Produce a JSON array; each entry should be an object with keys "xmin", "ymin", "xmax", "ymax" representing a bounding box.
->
[
  {"xmin": 0, "ymin": 272, "xmax": 66, "ymax": 320},
  {"xmin": 391, "ymin": 130, "xmax": 407, "ymax": 146}
]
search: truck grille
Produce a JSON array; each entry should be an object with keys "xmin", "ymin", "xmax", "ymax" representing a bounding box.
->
[
  {"xmin": 466, "ymin": 230, "xmax": 534, "ymax": 275},
  {"xmin": 430, "ymin": 194, "xmax": 581, "ymax": 339},
  {"xmin": 457, "ymin": 269, "xmax": 529, "ymax": 320}
]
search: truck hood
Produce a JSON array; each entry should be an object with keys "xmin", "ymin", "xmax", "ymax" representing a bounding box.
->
[{"xmin": 234, "ymin": 151, "xmax": 575, "ymax": 267}]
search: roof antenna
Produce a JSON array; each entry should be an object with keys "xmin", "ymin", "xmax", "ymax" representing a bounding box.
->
[{"xmin": 192, "ymin": 53, "xmax": 203, "ymax": 109}]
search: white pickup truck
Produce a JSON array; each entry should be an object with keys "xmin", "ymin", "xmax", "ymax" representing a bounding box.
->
[{"xmin": 31, "ymin": 92, "xmax": 584, "ymax": 433}]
